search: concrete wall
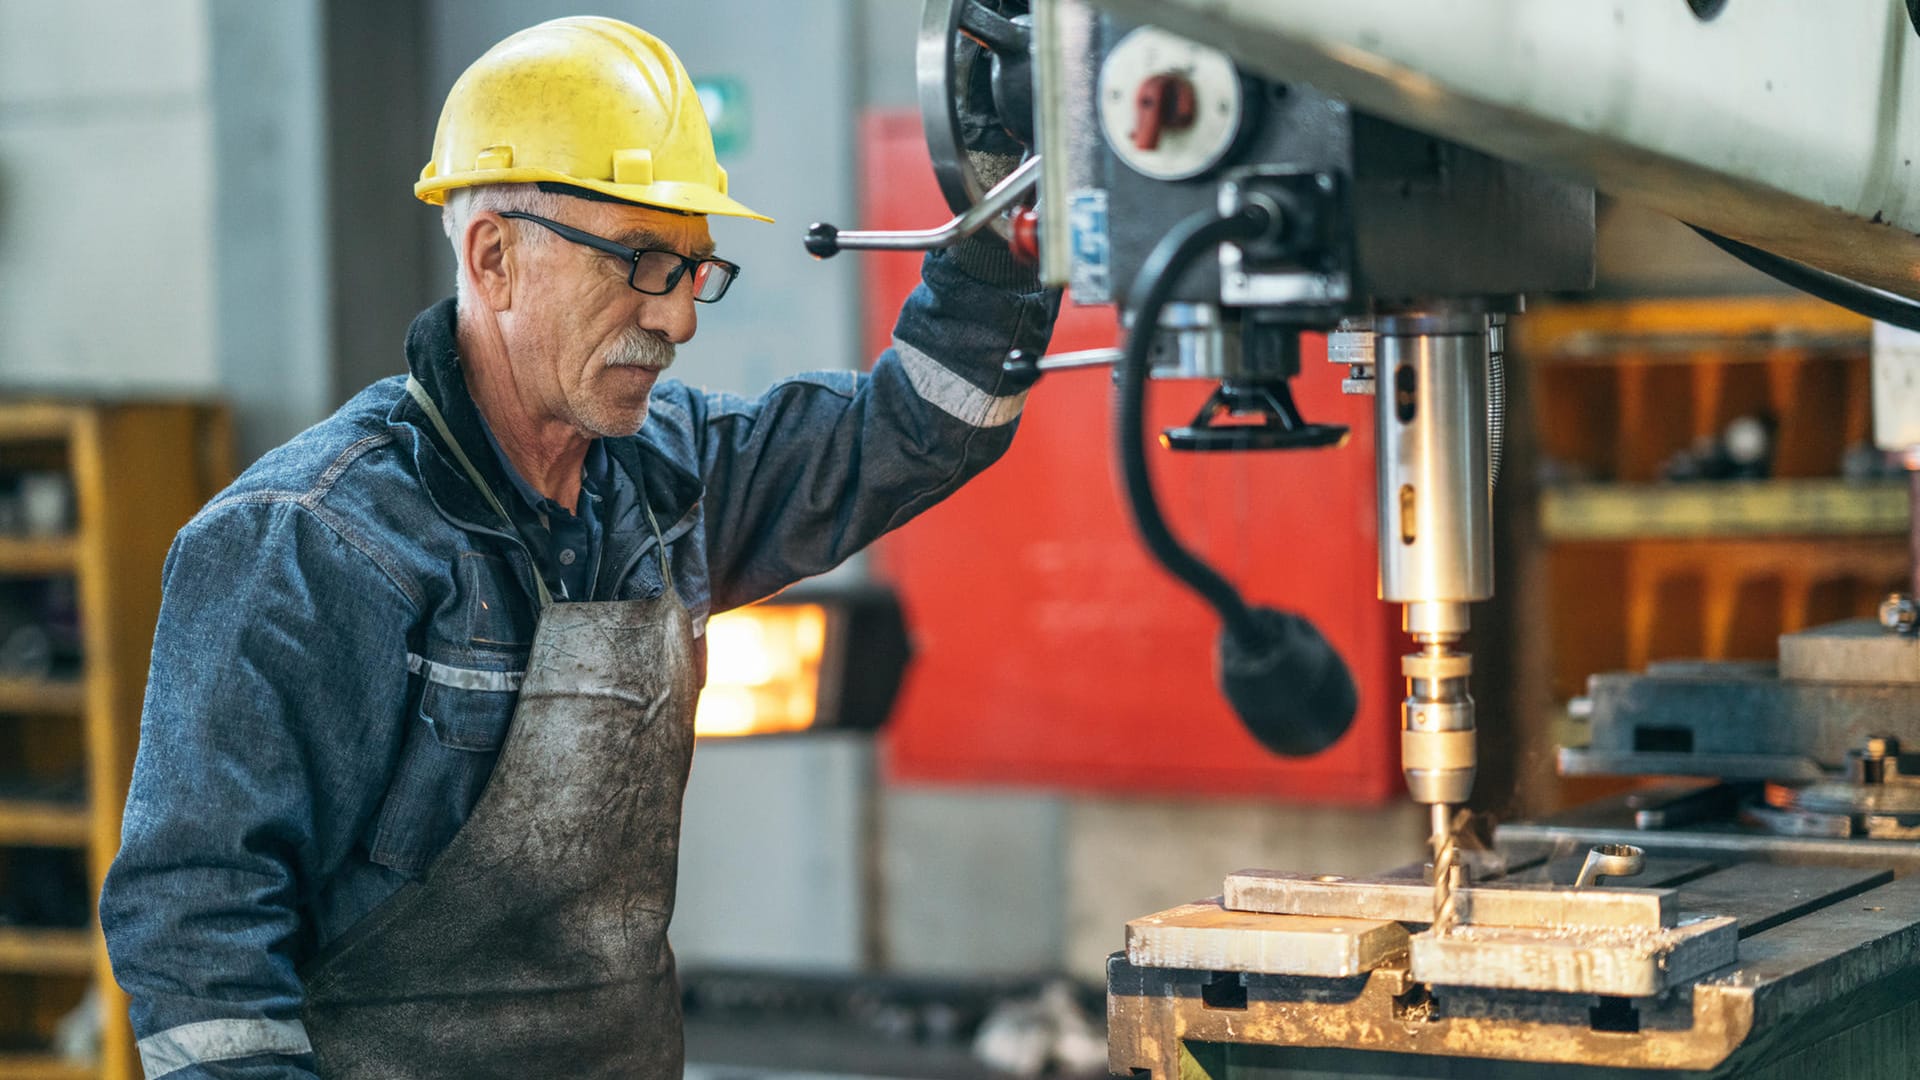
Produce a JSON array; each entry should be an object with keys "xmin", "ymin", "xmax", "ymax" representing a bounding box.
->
[
  {"xmin": 0, "ymin": 0, "xmax": 340, "ymax": 462},
  {"xmin": 0, "ymin": 0, "xmax": 217, "ymax": 394},
  {"xmin": 676, "ymin": 735, "xmax": 874, "ymax": 971},
  {"xmin": 878, "ymin": 786, "xmax": 1066, "ymax": 974},
  {"xmin": 322, "ymin": 0, "xmax": 433, "ymax": 406},
  {"xmin": 205, "ymin": 0, "xmax": 332, "ymax": 461}
]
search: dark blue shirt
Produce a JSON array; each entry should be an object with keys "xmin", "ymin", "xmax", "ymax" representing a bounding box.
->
[{"xmin": 474, "ymin": 414, "xmax": 607, "ymax": 602}]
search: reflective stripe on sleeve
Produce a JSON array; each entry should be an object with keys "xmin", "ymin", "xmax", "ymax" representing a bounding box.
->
[
  {"xmin": 895, "ymin": 338, "xmax": 1027, "ymax": 428},
  {"xmin": 406, "ymin": 653, "xmax": 524, "ymax": 692},
  {"xmin": 138, "ymin": 1017, "xmax": 312, "ymax": 1078}
]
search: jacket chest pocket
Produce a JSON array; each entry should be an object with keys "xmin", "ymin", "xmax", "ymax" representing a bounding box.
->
[
  {"xmin": 462, "ymin": 551, "xmax": 534, "ymax": 647},
  {"xmin": 367, "ymin": 671, "xmax": 520, "ymax": 877}
]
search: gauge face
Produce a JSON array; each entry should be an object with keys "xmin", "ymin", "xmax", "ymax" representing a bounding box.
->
[{"xmin": 1097, "ymin": 27, "xmax": 1246, "ymax": 181}]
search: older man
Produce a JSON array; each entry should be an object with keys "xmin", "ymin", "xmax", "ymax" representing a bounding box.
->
[{"xmin": 100, "ymin": 17, "xmax": 1054, "ymax": 1079}]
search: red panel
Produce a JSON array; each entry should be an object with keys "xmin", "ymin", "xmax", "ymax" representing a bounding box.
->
[{"xmin": 861, "ymin": 111, "xmax": 1403, "ymax": 803}]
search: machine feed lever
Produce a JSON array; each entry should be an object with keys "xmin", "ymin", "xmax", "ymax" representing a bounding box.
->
[
  {"xmin": 805, "ymin": 154, "xmax": 1043, "ymax": 258},
  {"xmin": 1000, "ymin": 347, "xmax": 1123, "ymax": 386}
]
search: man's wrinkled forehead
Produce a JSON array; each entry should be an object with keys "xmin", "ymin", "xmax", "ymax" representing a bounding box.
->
[{"xmin": 570, "ymin": 196, "xmax": 716, "ymax": 259}]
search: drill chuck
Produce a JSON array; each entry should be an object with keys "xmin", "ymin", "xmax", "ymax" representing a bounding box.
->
[{"xmin": 1401, "ymin": 638, "xmax": 1477, "ymax": 806}]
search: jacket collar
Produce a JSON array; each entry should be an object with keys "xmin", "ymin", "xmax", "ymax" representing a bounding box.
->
[{"xmin": 388, "ymin": 299, "xmax": 704, "ymax": 558}]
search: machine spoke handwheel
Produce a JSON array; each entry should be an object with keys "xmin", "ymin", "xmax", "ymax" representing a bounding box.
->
[{"xmin": 917, "ymin": 0, "xmax": 1035, "ymax": 242}]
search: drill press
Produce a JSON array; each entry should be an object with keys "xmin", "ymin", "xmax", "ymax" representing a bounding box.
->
[
  {"xmin": 1040, "ymin": 4, "xmax": 1920, "ymax": 1077},
  {"xmin": 806, "ymin": 2, "xmax": 1920, "ymax": 1073}
]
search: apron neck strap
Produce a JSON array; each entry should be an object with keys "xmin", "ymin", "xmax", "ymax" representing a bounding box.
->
[
  {"xmin": 406, "ymin": 376, "xmax": 554, "ymax": 609},
  {"xmin": 407, "ymin": 376, "xmax": 677, "ymax": 604},
  {"xmin": 635, "ymin": 473, "xmax": 674, "ymax": 595}
]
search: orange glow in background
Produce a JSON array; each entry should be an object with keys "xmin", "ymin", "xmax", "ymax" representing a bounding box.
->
[{"xmin": 694, "ymin": 603, "xmax": 829, "ymax": 737}]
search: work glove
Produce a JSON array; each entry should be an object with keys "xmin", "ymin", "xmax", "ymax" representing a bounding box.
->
[{"xmin": 948, "ymin": 230, "xmax": 1040, "ymax": 294}]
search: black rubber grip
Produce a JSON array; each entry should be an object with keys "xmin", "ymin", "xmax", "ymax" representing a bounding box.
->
[{"xmin": 804, "ymin": 222, "xmax": 840, "ymax": 259}]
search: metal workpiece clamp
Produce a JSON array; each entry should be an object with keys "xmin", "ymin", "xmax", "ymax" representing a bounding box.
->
[
  {"xmin": 1574, "ymin": 843, "xmax": 1647, "ymax": 888},
  {"xmin": 1881, "ymin": 592, "xmax": 1918, "ymax": 634}
]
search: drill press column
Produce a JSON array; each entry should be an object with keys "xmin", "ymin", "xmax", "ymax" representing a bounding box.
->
[{"xmin": 1374, "ymin": 312, "xmax": 1495, "ymax": 914}]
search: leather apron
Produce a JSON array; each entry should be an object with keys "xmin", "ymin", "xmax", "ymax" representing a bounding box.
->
[{"xmin": 302, "ymin": 377, "xmax": 698, "ymax": 1078}]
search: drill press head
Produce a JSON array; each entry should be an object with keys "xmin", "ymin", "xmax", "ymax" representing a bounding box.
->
[
  {"xmin": 1374, "ymin": 312, "xmax": 1498, "ymax": 826},
  {"xmin": 1061, "ymin": 14, "xmax": 1589, "ymax": 771}
]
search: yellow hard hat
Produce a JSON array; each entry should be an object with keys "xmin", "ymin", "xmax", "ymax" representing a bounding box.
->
[{"xmin": 416, "ymin": 16, "xmax": 772, "ymax": 222}]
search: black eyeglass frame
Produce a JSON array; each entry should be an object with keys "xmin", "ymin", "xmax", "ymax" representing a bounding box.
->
[{"xmin": 497, "ymin": 210, "xmax": 741, "ymax": 303}]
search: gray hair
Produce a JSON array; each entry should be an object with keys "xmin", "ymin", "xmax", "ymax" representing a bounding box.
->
[{"xmin": 442, "ymin": 183, "xmax": 569, "ymax": 305}]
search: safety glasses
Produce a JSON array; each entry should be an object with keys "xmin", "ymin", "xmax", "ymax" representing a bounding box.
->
[{"xmin": 498, "ymin": 211, "xmax": 741, "ymax": 303}]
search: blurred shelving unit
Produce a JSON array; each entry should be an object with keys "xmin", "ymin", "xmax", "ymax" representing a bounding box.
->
[
  {"xmin": 0, "ymin": 403, "xmax": 230, "ymax": 1080},
  {"xmin": 1540, "ymin": 479, "xmax": 1910, "ymax": 541},
  {"xmin": 1499, "ymin": 297, "xmax": 1909, "ymax": 816},
  {"xmin": 0, "ymin": 543, "xmax": 77, "ymax": 579},
  {"xmin": 0, "ymin": 1060, "xmax": 91, "ymax": 1080}
]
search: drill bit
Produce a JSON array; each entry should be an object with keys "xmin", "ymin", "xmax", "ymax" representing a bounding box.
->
[{"xmin": 1430, "ymin": 804, "xmax": 1462, "ymax": 933}]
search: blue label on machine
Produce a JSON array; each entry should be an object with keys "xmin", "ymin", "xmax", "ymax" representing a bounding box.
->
[{"xmin": 1067, "ymin": 188, "xmax": 1112, "ymax": 304}]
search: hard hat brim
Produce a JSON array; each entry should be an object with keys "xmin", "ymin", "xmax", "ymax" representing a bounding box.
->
[{"xmin": 416, "ymin": 169, "xmax": 774, "ymax": 224}]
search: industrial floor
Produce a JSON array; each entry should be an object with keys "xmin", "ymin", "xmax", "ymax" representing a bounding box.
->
[{"xmin": 685, "ymin": 1018, "xmax": 990, "ymax": 1079}]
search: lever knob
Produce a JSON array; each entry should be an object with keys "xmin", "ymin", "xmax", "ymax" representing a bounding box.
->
[
  {"xmin": 1132, "ymin": 71, "xmax": 1197, "ymax": 152},
  {"xmin": 804, "ymin": 222, "xmax": 841, "ymax": 259},
  {"xmin": 1001, "ymin": 348, "xmax": 1042, "ymax": 388}
]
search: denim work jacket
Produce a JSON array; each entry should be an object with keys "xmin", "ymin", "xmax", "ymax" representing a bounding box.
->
[{"xmin": 100, "ymin": 250, "xmax": 1057, "ymax": 1079}]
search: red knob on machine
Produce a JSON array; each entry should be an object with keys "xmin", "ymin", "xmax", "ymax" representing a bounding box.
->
[
  {"xmin": 1131, "ymin": 71, "xmax": 1198, "ymax": 152},
  {"xmin": 1009, "ymin": 207, "xmax": 1040, "ymax": 264}
]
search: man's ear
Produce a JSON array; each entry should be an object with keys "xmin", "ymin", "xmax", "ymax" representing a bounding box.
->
[{"xmin": 463, "ymin": 212, "xmax": 516, "ymax": 311}]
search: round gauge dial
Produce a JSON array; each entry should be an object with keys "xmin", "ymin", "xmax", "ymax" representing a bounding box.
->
[{"xmin": 1097, "ymin": 27, "xmax": 1247, "ymax": 181}]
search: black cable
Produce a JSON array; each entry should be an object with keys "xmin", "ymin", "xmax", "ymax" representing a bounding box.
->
[
  {"xmin": 1117, "ymin": 204, "xmax": 1274, "ymax": 646},
  {"xmin": 1688, "ymin": 224, "xmax": 1920, "ymax": 333}
]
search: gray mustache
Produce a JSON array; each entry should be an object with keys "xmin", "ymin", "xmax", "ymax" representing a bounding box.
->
[{"xmin": 606, "ymin": 329, "xmax": 675, "ymax": 372}]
